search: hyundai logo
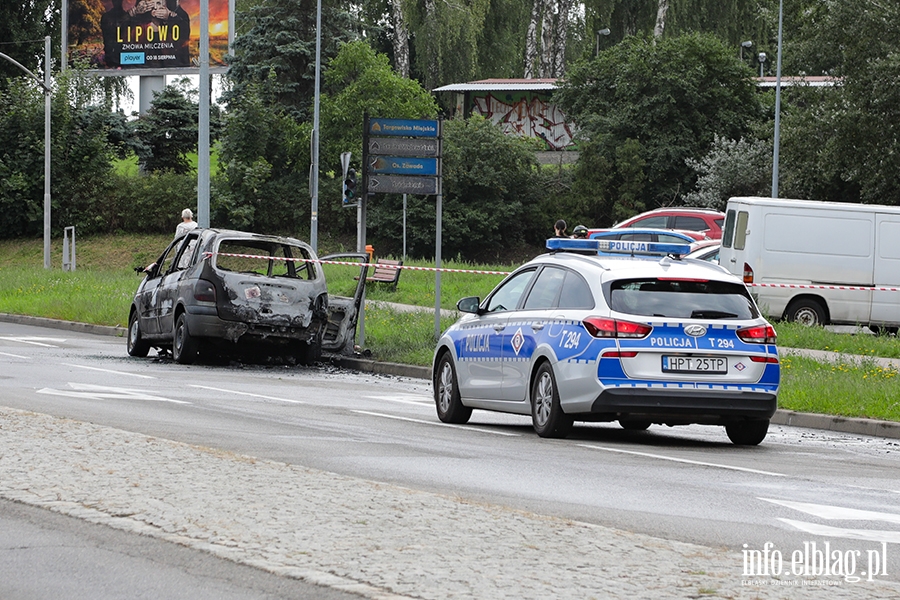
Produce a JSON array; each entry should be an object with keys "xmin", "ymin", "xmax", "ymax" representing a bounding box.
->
[{"xmin": 684, "ymin": 324, "xmax": 707, "ymax": 337}]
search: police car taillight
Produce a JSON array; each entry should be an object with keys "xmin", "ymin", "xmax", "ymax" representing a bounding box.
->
[
  {"xmin": 743, "ymin": 262, "xmax": 754, "ymax": 284},
  {"xmin": 583, "ymin": 317, "xmax": 652, "ymax": 339},
  {"xmin": 737, "ymin": 324, "xmax": 776, "ymax": 344}
]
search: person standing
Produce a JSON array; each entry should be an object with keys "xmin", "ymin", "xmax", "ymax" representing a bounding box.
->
[
  {"xmin": 554, "ymin": 219, "xmax": 568, "ymax": 238},
  {"xmin": 175, "ymin": 208, "xmax": 198, "ymax": 238}
]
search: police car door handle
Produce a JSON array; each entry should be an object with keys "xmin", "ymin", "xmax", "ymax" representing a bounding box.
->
[
  {"xmin": 531, "ymin": 323, "xmax": 545, "ymax": 331},
  {"xmin": 493, "ymin": 324, "xmax": 505, "ymax": 332}
]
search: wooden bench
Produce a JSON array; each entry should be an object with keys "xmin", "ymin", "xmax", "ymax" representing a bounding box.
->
[{"xmin": 365, "ymin": 258, "xmax": 403, "ymax": 288}]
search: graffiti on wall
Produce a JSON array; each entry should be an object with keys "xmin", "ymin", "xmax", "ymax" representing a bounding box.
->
[{"xmin": 471, "ymin": 92, "xmax": 576, "ymax": 150}]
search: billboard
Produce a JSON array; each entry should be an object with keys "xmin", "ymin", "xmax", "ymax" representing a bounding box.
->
[{"xmin": 65, "ymin": 0, "xmax": 231, "ymax": 74}]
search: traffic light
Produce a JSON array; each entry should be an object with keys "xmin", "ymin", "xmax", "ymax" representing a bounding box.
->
[{"xmin": 343, "ymin": 168, "xmax": 357, "ymax": 205}]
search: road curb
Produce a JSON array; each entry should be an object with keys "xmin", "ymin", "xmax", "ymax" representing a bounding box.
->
[
  {"xmin": 4, "ymin": 312, "xmax": 898, "ymax": 440},
  {"xmin": 0, "ymin": 313, "xmax": 126, "ymax": 337}
]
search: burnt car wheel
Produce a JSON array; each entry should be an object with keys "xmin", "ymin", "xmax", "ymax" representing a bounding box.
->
[
  {"xmin": 725, "ymin": 419, "xmax": 769, "ymax": 446},
  {"xmin": 619, "ymin": 419, "xmax": 651, "ymax": 431},
  {"xmin": 173, "ymin": 313, "xmax": 198, "ymax": 365},
  {"xmin": 434, "ymin": 353, "xmax": 472, "ymax": 424},
  {"xmin": 295, "ymin": 338, "xmax": 322, "ymax": 366},
  {"xmin": 126, "ymin": 310, "xmax": 151, "ymax": 357},
  {"xmin": 531, "ymin": 362, "xmax": 573, "ymax": 439}
]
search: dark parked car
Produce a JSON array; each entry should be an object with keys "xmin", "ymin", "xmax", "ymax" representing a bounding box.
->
[{"xmin": 127, "ymin": 229, "xmax": 366, "ymax": 364}]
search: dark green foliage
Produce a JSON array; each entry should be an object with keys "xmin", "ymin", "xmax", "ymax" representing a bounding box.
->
[
  {"xmin": 224, "ymin": 0, "xmax": 356, "ymax": 122},
  {"xmin": 556, "ymin": 32, "xmax": 761, "ymax": 224},
  {"xmin": 0, "ymin": 1, "xmax": 59, "ymax": 89},
  {"xmin": 214, "ymin": 78, "xmax": 309, "ymax": 235},
  {"xmin": 367, "ymin": 115, "xmax": 543, "ymax": 260},
  {"xmin": 132, "ymin": 84, "xmax": 199, "ymax": 174},
  {"xmin": 105, "ymin": 171, "xmax": 197, "ymax": 234}
]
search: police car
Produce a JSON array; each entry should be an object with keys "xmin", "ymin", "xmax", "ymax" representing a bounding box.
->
[{"xmin": 432, "ymin": 238, "xmax": 779, "ymax": 445}]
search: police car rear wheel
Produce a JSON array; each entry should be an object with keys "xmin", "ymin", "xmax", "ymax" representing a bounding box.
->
[
  {"xmin": 435, "ymin": 354, "xmax": 472, "ymax": 424},
  {"xmin": 531, "ymin": 363, "xmax": 573, "ymax": 438},
  {"xmin": 725, "ymin": 419, "xmax": 769, "ymax": 446}
]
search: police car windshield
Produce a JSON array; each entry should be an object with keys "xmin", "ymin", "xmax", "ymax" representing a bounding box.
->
[{"xmin": 608, "ymin": 279, "xmax": 758, "ymax": 320}]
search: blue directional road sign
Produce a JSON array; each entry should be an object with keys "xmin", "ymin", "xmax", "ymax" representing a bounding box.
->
[
  {"xmin": 368, "ymin": 118, "xmax": 439, "ymax": 138},
  {"xmin": 369, "ymin": 156, "xmax": 439, "ymax": 176}
]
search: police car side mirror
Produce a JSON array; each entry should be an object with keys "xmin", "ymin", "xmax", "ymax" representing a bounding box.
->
[{"xmin": 457, "ymin": 296, "xmax": 481, "ymax": 314}]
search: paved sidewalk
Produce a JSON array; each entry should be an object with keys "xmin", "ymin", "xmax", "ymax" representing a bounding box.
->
[{"xmin": 2, "ymin": 406, "xmax": 898, "ymax": 600}]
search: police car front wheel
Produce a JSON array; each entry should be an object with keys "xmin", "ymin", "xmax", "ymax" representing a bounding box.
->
[
  {"xmin": 435, "ymin": 354, "xmax": 472, "ymax": 424},
  {"xmin": 531, "ymin": 363, "xmax": 573, "ymax": 438}
]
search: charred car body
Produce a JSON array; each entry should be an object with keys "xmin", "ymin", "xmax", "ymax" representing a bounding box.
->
[{"xmin": 127, "ymin": 229, "xmax": 366, "ymax": 364}]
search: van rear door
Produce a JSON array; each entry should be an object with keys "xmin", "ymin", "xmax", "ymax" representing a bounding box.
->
[{"xmin": 871, "ymin": 215, "xmax": 900, "ymax": 326}]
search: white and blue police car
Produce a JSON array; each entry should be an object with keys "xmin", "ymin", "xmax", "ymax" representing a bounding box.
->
[{"xmin": 432, "ymin": 238, "xmax": 779, "ymax": 445}]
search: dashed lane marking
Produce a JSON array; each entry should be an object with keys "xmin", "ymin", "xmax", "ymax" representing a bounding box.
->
[
  {"xmin": 189, "ymin": 384, "xmax": 304, "ymax": 404},
  {"xmin": 578, "ymin": 443, "xmax": 788, "ymax": 477},
  {"xmin": 62, "ymin": 363, "xmax": 155, "ymax": 379}
]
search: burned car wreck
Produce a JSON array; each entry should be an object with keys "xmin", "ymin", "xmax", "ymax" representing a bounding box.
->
[{"xmin": 127, "ymin": 228, "xmax": 367, "ymax": 364}]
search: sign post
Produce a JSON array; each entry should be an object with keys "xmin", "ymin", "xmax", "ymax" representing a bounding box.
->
[{"xmin": 364, "ymin": 115, "xmax": 443, "ymax": 339}]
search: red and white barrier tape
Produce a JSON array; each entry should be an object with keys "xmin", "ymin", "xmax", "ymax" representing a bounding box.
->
[
  {"xmin": 204, "ymin": 253, "xmax": 900, "ymax": 289},
  {"xmin": 747, "ymin": 283, "xmax": 900, "ymax": 292},
  {"xmin": 203, "ymin": 252, "xmax": 510, "ymax": 276}
]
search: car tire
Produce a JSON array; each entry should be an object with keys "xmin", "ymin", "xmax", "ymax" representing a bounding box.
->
[
  {"xmin": 531, "ymin": 363, "xmax": 573, "ymax": 439},
  {"xmin": 126, "ymin": 310, "xmax": 151, "ymax": 358},
  {"xmin": 785, "ymin": 299, "xmax": 827, "ymax": 326},
  {"xmin": 725, "ymin": 419, "xmax": 769, "ymax": 446},
  {"xmin": 619, "ymin": 419, "xmax": 651, "ymax": 431},
  {"xmin": 173, "ymin": 313, "xmax": 198, "ymax": 365},
  {"xmin": 434, "ymin": 353, "xmax": 472, "ymax": 424}
]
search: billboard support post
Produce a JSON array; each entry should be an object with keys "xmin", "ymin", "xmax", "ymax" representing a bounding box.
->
[{"xmin": 198, "ymin": 0, "xmax": 210, "ymax": 227}]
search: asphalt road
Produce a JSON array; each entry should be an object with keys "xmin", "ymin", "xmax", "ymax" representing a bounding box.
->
[{"xmin": 2, "ymin": 320, "xmax": 899, "ymax": 596}]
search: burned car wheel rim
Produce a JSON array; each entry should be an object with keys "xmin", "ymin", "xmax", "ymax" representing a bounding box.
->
[
  {"xmin": 438, "ymin": 360, "xmax": 454, "ymax": 414},
  {"xmin": 533, "ymin": 371, "xmax": 553, "ymax": 428}
]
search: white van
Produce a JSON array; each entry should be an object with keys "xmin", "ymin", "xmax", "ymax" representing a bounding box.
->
[{"xmin": 719, "ymin": 197, "xmax": 900, "ymax": 333}]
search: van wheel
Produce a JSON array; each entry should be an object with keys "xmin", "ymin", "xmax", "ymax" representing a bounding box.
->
[
  {"xmin": 726, "ymin": 419, "xmax": 769, "ymax": 445},
  {"xmin": 785, "ymin": 299, "xmax": 826, "ymax": 326}
]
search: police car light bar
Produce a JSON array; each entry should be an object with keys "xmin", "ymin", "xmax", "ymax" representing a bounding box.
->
[{"xmin": 546, "ymin": 238, "xmax": 692, "ymax": 256}]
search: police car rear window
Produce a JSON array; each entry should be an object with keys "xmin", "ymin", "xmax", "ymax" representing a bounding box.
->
[{"xmin": 608, "ymin": 279, "xmax": 758, "ymax": 320}]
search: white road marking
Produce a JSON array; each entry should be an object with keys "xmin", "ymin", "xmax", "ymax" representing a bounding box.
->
[
  {"xmin": 363, "ymin": 393, "xmax": 433, "ymax": 406},
  {"xmin": 578, "ymin": 444, "xmax": 787, "ymax": 477},
  {"xmin": 62, "ymin": 363, "xmax": 155, "ymax": 379},
  {"xmin": 0, "ymin": 351, "xmax": 30, "ymax": 359},
  {"xmin": 189, "ymin": 384, "xmax": 303, "ymax": 404},
  {"xmin": 760, "ymin": 497, "xmax": 900, "ymax": 524},
  {"xmin": 777, "ymin": 519, "xmax": 900, "ymax": 545},
  {"xmin": 37, "ymin": 383, "xmax": 189, "ymax": 404},
  {"xmin": 0, "ymin": 336, "xmax": 65, "ymax": 347},
  {"xmin": 353, "ymin": 410, "xmax": 521, "ymax": 436}
]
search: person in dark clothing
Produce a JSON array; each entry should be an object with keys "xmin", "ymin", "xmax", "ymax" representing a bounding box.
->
[{"xmin": 554, "ymin": 219, "xmax": 567, "ymax": 238}]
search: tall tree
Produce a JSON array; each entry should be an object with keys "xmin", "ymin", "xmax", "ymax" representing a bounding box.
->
[
  {"xmin": 0, "ymin": 0, "xmax": 58, "ymax": 88},
  {"xmin": 390, "ymin": 0, "xmax": 410, "ymax": 77},
  {"xmin": 556, "ymin": 32, "xmax": 762, "ymax": 223},
  {"xmin": 224, "ymin": 0, "xmax": 356, "ymax": 121}
]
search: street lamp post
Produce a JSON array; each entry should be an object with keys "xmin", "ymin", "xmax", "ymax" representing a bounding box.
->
[
  {"xmin": 740, "ymin": 40, "xmax": 753, "ymax": 61},
  {"xmin": 771, "ymin": 0, "xmax": 784, "ymax": 198},
  {"xmin": 0, "ymin": 36, "xmax": 52, "ymax": 269},
  {"xmin": 758, "ymin": 52, "xmax": 767, "ymax": 78},
  {"xmin": 594, "ymin": 28, "xmax": 610, "ymax": 57}
]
